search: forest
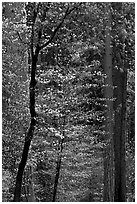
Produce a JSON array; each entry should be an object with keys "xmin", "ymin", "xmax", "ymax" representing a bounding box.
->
[{"xmin": 2, "ymin": 2, "xmax": 135, "ymax": 202}]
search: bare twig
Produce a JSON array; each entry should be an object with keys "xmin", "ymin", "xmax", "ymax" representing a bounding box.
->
[{"xmin": 16, "ymin": 31, "xmax": 30, "ymax": 47}]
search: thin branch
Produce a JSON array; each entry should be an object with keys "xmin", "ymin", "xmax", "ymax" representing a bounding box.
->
[
  {"xmin": 16, "ymin": 31, "xmax": 30, "ymax": 47},
  {"xmin": 30, "ymin": 24, "xmax": 34, "ymax": 57},
  {"xmin": 30, "ymin": 3, "xmax": 41, "ymax": 57},
  {"xmin": 39, "ymin": 7, "xmax": 68, "ymax": 50},
  {"xmin": 39, "ymin": 3, "xmax": 82, "ymax": 50},
  {"xmin": 36, "ymin": 2, "xmax": 41, "ymax": 14}
]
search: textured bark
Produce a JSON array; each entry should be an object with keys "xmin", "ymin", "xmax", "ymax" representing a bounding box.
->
[
  {"xmin": 103, "ymin": 3, "xmax": 114, "ymax": 202},
  {"xmin": 113, "ymin": 57, "xmax": 127, "ymax": 202},
  {"xmin": 111, "ymin": 2, "xmax": 127, "ymax": 201}
]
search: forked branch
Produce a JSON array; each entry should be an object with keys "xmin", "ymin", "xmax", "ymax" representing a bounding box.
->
[{"xmin": 40, "ymin": 3, "xmax": 82, "ymax": 50}]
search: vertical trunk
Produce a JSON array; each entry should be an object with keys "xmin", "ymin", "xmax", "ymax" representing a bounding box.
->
[
  {"xmin": 13, "ymin": 53, "xmax": 39, "ymax": 201},
  {"xmin": 103, "ymin": 142, "xmax": 114, "ymax": 201},
  {"xmin": 52, "ymin": 138, "xmax": 64, "ymax": 202},
  {"xmin": 52, "ymin": 116, "xmax": 65, "ymax": 202},
  {"xmin": 103, "ymin": 3, "xmax": 114, "ymax": 202},
  {"xmin": 103, "ymin": 150, "xmax": 110, "ymax": 201},
  {"xmin": 120, "ymin": 66, "xmax": 126, "ymax": 201},
  {"xmin": 13, "ymin": 121, "xmax": 36, "ymax": 201},
  {"xmin": 112, "ymin": 3, "xmax": 127, "ymax": 201},
  {"xmin": 13, "ymin": 137, "xmax": 32, "ymax": 201},
  {"xmin": 52, "ymin": 149, "xmax": 63, "ymax": 202},
  {"xmin": 113, "ymin": 45, "xmax": 127, "ymax": 202}
]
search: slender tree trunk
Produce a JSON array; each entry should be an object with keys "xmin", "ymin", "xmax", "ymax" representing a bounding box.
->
[
  {"xmin": 13, "ymin": 137, "xmax": 32, "ymax": 201},
  {"xmin": 52, "ymin": 116, "xmax": 65, "ymax": 202},
  {"xmin": 13, "ymin": 4, "xmax": 40, "ymax": 200},
  {"xmin": 52, "ymin": 138, "xmax": 64, "ymax": 202},
  {"xmin": 13, "ymin": 53, "xmax": 39, "ymax": 201},
  {"xmin": 103, "ymin": 3, "xmax": 114, "ymax": 201},
  {"xmin": 52, "ymin": 147, "xmax": 63, "ymax": 202}
]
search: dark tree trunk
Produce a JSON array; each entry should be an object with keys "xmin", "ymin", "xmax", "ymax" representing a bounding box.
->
[
  {"xmin": 113, "ymin": 52, "xmax": 127, "ymax": 202},
  {"xmin": 52, "ymin": 151, "xmax": 62, "ymax": 202},
  {"xmin": 112, "ymin": 3, "xmax": 127, "ymax": 200},
  {"xmin": 13, "ymin": 120, "xmax": 35, "ymax": 201},
  {"xmin": 13, "ymin": 53, "xmax": 39, "ymax": 201},
  {"xmin": 103, "ymin": 150, "xmax": 110, "ymax": 201}
]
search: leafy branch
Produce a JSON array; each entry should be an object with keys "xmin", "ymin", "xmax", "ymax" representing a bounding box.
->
[{"xmin": 39, "ymin": 3, "xmax": 82, "ymax": 50}]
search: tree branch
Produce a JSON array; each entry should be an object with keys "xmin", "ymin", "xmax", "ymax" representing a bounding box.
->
[
  {"xmin": 30, "ymin": 3, "xmax": 41, "ymax": 57},
  {"xmin": 16, "ymin": 31, "xmax": 30, "ymax": 47},
  {"xmin": 39, "ymin": 4, "xmax": 81, "ymax": 50}
]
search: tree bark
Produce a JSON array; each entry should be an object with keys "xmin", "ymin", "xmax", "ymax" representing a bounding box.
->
[
  {"xmin": 113, "ymin": 45, "xmax": 127, "ymax": 202},
  {"xmin": 103, "ymin": 3, "xmax": 114, "ymax": 202},
  {"xmin": 103, "ymin": 149, "xmax": 110, "ymax": 201}
]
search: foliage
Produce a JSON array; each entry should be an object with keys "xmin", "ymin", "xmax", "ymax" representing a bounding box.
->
[{"xmin": 2, "ymin": 2, "xmax": 135, "ymax": 202}]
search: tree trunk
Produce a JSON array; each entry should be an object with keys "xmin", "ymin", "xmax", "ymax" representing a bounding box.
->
[
  {"xmin": 52, "ymin": 116, "xmax": 65, "ymax": 202},
  {"xmin": 52, "ymin": 149, "xmax": 62, "ymax": 202},
  {"xmin": 111, "ymin": 3, "xmax": 127, "ymax": 200},
  {"xmin": 13, "ymin": 53, "xmax": 39, "ymax": 201},
  {"xmin": 103, "ymin": 3, "xmax": 114, "ymax": 202},
  {"xmin": 103, "ymin": 149, "xmax": 110, "ymax": 201},
  {"xmin": 113, "ymin": 45, "xmax": 127, "ymax": 202},
  {"xmin": 52, "ymin": 137, "xmax": 64, "ymax": 202}
]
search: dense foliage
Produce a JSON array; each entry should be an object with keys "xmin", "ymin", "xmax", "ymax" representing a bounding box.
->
[{"xmin": 2, "ymin": 2, "xmax": 134, "ymax": 202}]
